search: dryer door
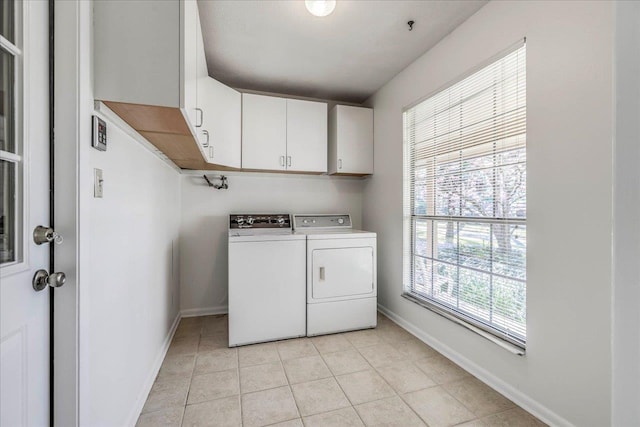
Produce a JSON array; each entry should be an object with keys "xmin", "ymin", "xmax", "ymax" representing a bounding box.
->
[{"xmin": 312, "ymin": 247, "xmax": 374, "ymax": 299}]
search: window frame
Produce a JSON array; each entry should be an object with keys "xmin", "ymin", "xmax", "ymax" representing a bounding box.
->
[
  {"xmin": 402, "ymin": 40, "xmax": 527, "ymax": 353},
  {"xmin": 1, "ymin": 0, "xmax": 27, "ymax": 276}
]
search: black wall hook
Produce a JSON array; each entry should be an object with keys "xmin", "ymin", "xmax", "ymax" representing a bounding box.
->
[{"xmin": 408, "ymin": 20, "xmax": 415, "ymax": 31}]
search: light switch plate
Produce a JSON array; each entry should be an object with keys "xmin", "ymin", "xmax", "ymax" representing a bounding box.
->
[{"xmin": 94, "ymin": 168, "xmax": 104, "ymax": 198}]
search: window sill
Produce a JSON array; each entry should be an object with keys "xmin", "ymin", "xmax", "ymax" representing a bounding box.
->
[{"xmin": 402, "ymin": 292, "xmax": 526, "ymax": 356}]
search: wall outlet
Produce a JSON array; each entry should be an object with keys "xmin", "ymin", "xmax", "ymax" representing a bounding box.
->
[{"xmin": 94, "ymin": 168, "xmax": 104, "ymax": 198}]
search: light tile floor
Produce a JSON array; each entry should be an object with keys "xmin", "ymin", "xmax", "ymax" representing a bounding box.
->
[{"xmin": 137, "ymin": 313, "xmax": 546, "ymax": 427}]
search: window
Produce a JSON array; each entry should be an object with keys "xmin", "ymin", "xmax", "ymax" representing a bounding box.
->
[
  {"xmin": 403, "ymin": 42, "xmax": 526, "ymax": 349},
  {"xmin": 1, "ymin": 0, "xmax": 22, "ymax": 266}
]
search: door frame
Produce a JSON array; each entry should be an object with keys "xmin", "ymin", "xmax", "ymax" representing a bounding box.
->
[{"xmin": 51, "ymin": 0, "xmax": 86, "ymax": 425}]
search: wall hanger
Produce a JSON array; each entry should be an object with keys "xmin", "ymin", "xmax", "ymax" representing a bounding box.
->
[{"xmin": 203, "ymin": 174, "xmax": 229, "ymax": 190}]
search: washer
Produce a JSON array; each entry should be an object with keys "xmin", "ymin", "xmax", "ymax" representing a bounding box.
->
[
  {"xmin": 293, "ymin": 214, "xmax": 377, "ymax": 336},
  {"xmin": 228, "ymin": 214, "xmax": 306, "ymax": 347}
]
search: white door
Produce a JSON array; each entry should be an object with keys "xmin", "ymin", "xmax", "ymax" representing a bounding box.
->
[
  {"xmin": 335, "ymin": 105, "xmax": 373, "ymax": 174},
  {"xmin": 201, "ymin": 77, "xmax": 242, "ymax": 168},
  {"xmin": 194, "ymin": 0, "xmax": 210, "ymax": 151},
  {"xmin": 1, "ymin": 1, "xmax": 52, "ymax": 426},
  {"xmin": 286, "ymin": 98, "xmax": 327, "ymax": 173},
  {"xmin": 241, "ymin": 93, "xmax": 287, "ymax": 171},
  {"xmin": 311, "ymin": 247, "xmax": 374, "ymax": 300}
]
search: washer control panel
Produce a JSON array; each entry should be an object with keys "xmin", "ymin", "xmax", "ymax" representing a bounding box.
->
[
  {"xmin": 293, "ymin": 215, "xmax": 352, "ymax": 230},
  {"xmin": 229, "ymin": 214, "xmax": 291, "ymax": 230}
]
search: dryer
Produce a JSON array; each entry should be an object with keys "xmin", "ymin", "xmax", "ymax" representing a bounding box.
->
[{"xmin": 293, "ymin": 214, "xmax": 377, "ymax": 336}]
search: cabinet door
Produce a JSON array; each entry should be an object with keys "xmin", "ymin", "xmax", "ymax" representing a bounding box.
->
[
  {"xmin": 286, "ymin": 99, "xmax": 327, "ymax": 173},
  {"xmin": 182, "ymin": 0, "xmax": 198, "ymax": 129},
  {"xmin": 94, "ymin": 0, "xmax": 181, "ymax": 108},
  {"xmin": 335, "ymin": 105, "xmax": 373, "ymax": 174},
  {"xmin": 242, "ymin": 94, "xmax": 287, "ymax": 170},
  {"xmin": 195, "ymin": 1, "xmax": 209, "ymax": 108},
  {"xmin": 199, "ymin": 77, "xmax": 241, "ymax": 168}
]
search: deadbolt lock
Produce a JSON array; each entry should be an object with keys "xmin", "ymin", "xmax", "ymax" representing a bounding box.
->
[
  {"xmin": 33, "ymin": 225, "xmax": 64, "ymax": 245},
  {"xmin": 32, "ymin": 270, "xmax": 66, "ymax": 292}
]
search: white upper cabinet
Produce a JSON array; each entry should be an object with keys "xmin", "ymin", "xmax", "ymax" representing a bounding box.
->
[
  {"xmin": 94, "ymin": 0, "xmax": 217, "ymax": 168},
  {"xmin": 94, "ymin": 0, "xmax": 200, "ymax": 131},
  {"xmin": 286, "ymin": 99, "xmax": 328, "ymax": 173},
  {"xmin": 329, "ymin": 105, "xmax": 374, "ymax": 175},
  {"xmin": 242, "ymin": 94, "xmax": 328, "ymax": 173},
  {"xmin": 242, "ymin": 94, "xmax": 288, "ymax": 171},
  {"xmin": 200, "ymin": 78, "xmax": 242, "ymax": 169}
]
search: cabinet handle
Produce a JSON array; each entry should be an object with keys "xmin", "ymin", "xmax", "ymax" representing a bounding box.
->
[
  {"xmin": 209, "ymin": 146, "xmax": 214, "ymax": 159},
  {"xmin": 287, "ymin": 156, "xmax": 291, "ymax": 167},
  {"xmin": 195, "ymin": 108, "xmax": 203, "ymax": 128},
  {"xmin": 280, "ymin": 155, "xmax": 285, "ymax": 167},
  {"xmin": 319, "ymin": 266, "xmax": 325, "ymax": 281},
  {"xmin": 338, "ymin": 158, "xmax": 343, "ymax": 170},
  {"xmin": 201, "ymin": 129, "xmax": 209, "ymax": 147}
]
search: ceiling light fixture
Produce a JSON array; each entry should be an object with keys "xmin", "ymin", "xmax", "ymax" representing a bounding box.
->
[{"xmin": 305, "ymin": 0, "xmax": 336, "ymax": 17}]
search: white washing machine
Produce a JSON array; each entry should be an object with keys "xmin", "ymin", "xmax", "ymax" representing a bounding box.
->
[
  {"xmin": 293, "ymin": 214, "xmax": 377, "ymax": 336},
  {"xmin": 228, "ymin": 214, "xmax": 306, "ymax": 347}
]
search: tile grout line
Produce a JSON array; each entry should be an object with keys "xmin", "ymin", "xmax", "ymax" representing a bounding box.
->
[
  {"xmin": 375, "ymin": 313, "xmax": 495, "ymax": 426},
  {"xmin": 378, "ymin": 314, "xmax": 535, "ymax": 424},
  {"xmin": 372, "ymin": 316, "xmax": 443, "ymax": 426},
  {"xmin": 441, "ymin": 377, "xmax": 520, "ymax": 426},
  {"xmin": 326, "ymin": 332, "xmax": 386, "ymax": 426},
  {"xmin": 236, "ymin": 336, "xmax": 244, "ymax": 427},
  {"xmin": 351, "ymin": 319, "xmax": 436, "ymax": 426},
  {"xmin": 179, "ymin": 326, "xmax": 200, "ymax": 426},
  {"xmin": 350, "ymin": 336, "xmax": 404, "ymax": 423},
  {"xmin": 278, "ymin": 343, "xmax": 304, "ymax": 427},
  {"xmin": 183, "ymin": 331, "xmax": 201, "ymax": 409},
  {"xmin": 303, "ymin": 339, "xmax": 358, "ymax": 422}
]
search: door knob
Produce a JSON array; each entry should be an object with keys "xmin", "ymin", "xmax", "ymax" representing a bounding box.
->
[{"xmin": 32, "ymin": 269, "xmax": 66, "ymax": 292}]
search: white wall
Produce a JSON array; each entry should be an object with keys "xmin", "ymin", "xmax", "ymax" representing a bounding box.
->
[
  {"xmin": 180, "ymin": 173, "xmax": 365, "ymax": 314},
  {"xmin": 363, "ymin": 1, "xmax": 613, "ymax": 426},
  {"xmin": 82, "ymin": 120, "xmax": 182, "ymax": 426},
  {"xmin": 56, "ymin": 2, "xmax": 183, "ymax": 426},
  {"xmin": 612, "ymin": 2, "xmax": 640, "ymax": 425}
]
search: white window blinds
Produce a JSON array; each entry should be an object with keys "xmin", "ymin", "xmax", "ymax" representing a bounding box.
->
[{"xmin": 403, "ymin": 42, "xmax": 527, "ymax": 348}]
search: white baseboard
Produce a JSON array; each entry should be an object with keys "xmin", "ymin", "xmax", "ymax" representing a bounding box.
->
[
  {"xmin": 377, "ymin": 304, "xmax": 573, "ymax": 427},
  {"xmin": 125, "ymin": 311, "xmax": 182, "ymax": 427},
  {"xmin": 181, "ymin": 305, "xmax": 228, "ymax": 317}
]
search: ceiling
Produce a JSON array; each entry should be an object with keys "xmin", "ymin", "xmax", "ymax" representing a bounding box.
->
[{"xmin": 198, "ymin": 1, "xmax": 487, "ymax": 104}]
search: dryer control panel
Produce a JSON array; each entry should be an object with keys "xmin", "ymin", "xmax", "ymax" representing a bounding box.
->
[{"xmin": 293, "ymin": 215, "xmax": 352, "ymax": 230}]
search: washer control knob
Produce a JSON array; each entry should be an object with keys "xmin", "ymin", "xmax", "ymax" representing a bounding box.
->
[
  {"xmin": 303, "ymin": 219, "xmax": 309, "ymax": 224},
  {"xmin": 277, "ymin": 217, "xmax": 285, "ymax": 225},
  {"xmin": 338, "ymin": 218, "xmax": 344, "ymax": 225},
  {"xmin": 246, "ymin": 217, "xmax": 255, "ymax": 226},
  {"xmin": 236, "ymin": 217, "xmax": 244, "ymax": 225}
]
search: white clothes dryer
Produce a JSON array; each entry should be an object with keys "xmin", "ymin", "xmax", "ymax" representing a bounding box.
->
[{"xmin": 293, "ymin": 214, "xmax": 377, "ymax": 336}]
